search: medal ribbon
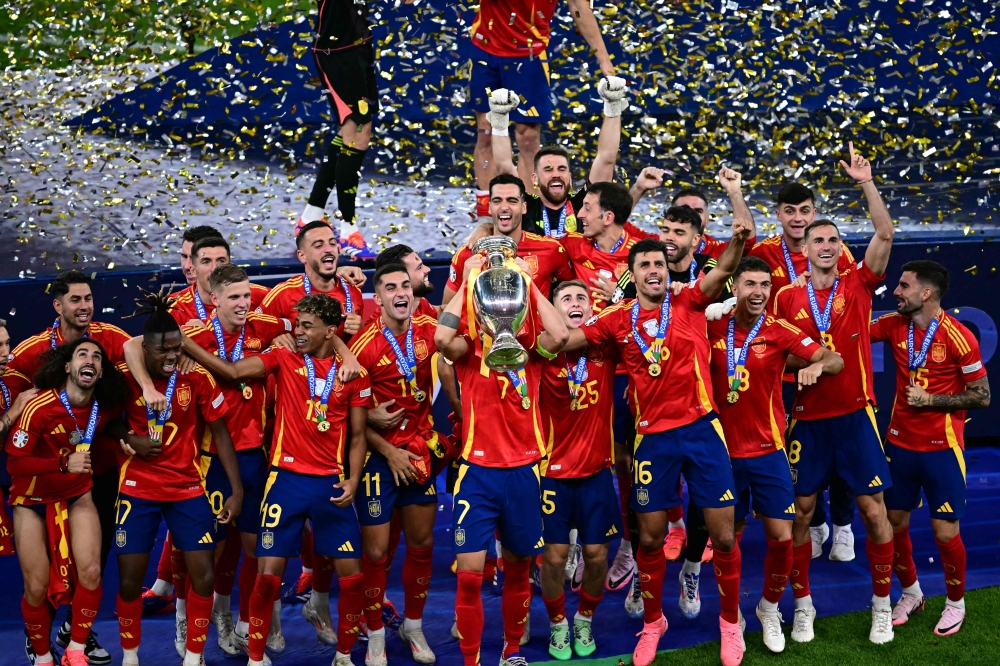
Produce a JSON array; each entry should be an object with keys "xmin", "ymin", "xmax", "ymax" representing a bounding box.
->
[
  {"xmin": 58, "ymin": 390, "xmax": 100, "ymax": 451},
  {"xmin": 630, "ymin": 282, "xmax": 671, "ymax": 368},
  {"xmin": 304, "ymin": 274, "xmax": 354, "ymax": 313},
  {"xmin": 781, "ymin": 237, "xmax": 811, "ymax": 281},
  {"xmin": 506, "ymin": 368, "xmax": 529, "ymax": 404},
  {"xmin": 594, "ymin": 232, "xmax": 626, "ymax": 255},
  {"xmin": 380, "ymin": 318, "xmax": 421, "ymax": 397},
  {"xmin": 806, "ymin": 277, "xmax": 839, "ymax": 347},
  {"xmin": 304, "ymin": 353, "xmax": 338, "ymax": 424},
  {"xmin": 50, "ymin": 318, "xmax": 89, "ymax": 349},
  {"xmin": 567, "ymin": 352, "xmax": 588, "ymax": 401},
  {"xmin": 726, "ymin": 313, "xmax": 766, "ymax": 392},
  {"xmin": 0, "ymin": 378, "xmax": 10, "ymax": 414},
  {"xmin": 541, "ymin": 200, "xmax": 574, "ymax": 238},
  {"xmin": 211, "ymin": 318, "xmax": 245, "ymax": 363},
  {"xmin": 193, "ymin": 288, "xmax": 208, "ymax": 321},
  {"xmin": 688, "ymin": 257, "xmax": 698, "ymax": 283},
  {"xmin": 908, "ymin": 314, "xmax": 942, "ymax": 385},
  {"xmin": 145, "ymin": 371, "xmax": 179, "ymax": 444}
]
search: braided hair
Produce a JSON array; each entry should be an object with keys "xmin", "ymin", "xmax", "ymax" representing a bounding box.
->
[{"xmin": 127, "ymin": 286, "xmax": 181, "ymax": 343}]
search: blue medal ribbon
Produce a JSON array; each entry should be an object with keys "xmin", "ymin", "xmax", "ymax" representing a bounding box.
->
[
  {"xmin": 193, "ymin": 288, "xmax": 208, "ymax": 321},
  {"xmin": 145, "ymin": 371, "xmax": 179, "ymax": 443},
  {"xmin": 907, "ymin": 314, "xmax": 942, "ymax": 384},
  {"xmin": 697, "ymin": 238, "xmax": 706, "ymax": 254},
  {"xmin": 505, "ymin": 368, "xmax": 531, "ymax": 408},
  {"xmin": 595, "ymin": 232, "xmax": 626, "ymax": 255},
  {"xmin": 567, "ymin": 352, "xmax": 588, "ymax": 405},
  {"xmin": 688, "ymin": 257, "xmax": 698, "ymax": 283},
  {"xmin": 211, "ymin": 317, "xmax": 245, "ymax": 363},
  {"xmin": 304, "ymin": 353, "xmax": 338, "ymax": 425},
  {"xmin": 0, "ymin": 378, "xmax": 9, "ymax": 414},
  {"xmin": 303, "ymin": 274, "xmax": 354, "ymax": 313},
  {"xmin": 380, "ymin": 319, "xmax": 421, "ymax": 397},
  {"xmin": 806, "ymin": 277, "xmax": 839, "ymax": 349},
  {"xmin": 726, "ymin": 313, "xmax": 766, "ymax": 393},
  {"xmin": 58, "ymin": 389, "xmax": 100, "ymax": 451},
  {"xmin": 630, "ymin": 279, "xmax": 671, "ymax": 369},
  {"xmin": 541, "ymin": 200, "xmax": 573, "ymax": 238},
  {"xmin": 50, "ymin": 317, "xmax": 89, "ymax": 349},
  {"xmin": 781, "ymin": 237, "xmax": 811, "ymax": 281}
]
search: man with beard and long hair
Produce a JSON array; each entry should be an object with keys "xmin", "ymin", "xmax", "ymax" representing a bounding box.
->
[{"xmin": 10, "ymin": 338, "xmax": 129, "ymax": 666}]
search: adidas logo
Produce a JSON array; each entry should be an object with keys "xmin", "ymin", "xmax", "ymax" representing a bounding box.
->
[
  {"xmin": 946, "ymin": 578, "xmax": 962, "ymax": 586},
  {"xmin": 898, "ymin": 340, "xmax": 908, "ymax": 350},
  {"xmin": 876, "ymin": 577, "xmax": 891, "ymax": 586},
  {"xmin": 719, "ymin": 489, "xmax": 735, "ymax": 502},
  {"xmin": 249, "ymin": 632, "xmax": 264, "ymax": 640},
  {"xmin": 785, "ymin": 504, "xmax": 796, "ymax": 514},
  {"xmin": 794, "ymin": 309, "xmax": 809, "ymax": 321},
  {"xmin": 534, "ymin": 537, "xmax": 545, "ymax": 549},
  {"xmin": 773, "ymin": 267, "xmax": 786, "ymax": 278},
  {"xmin": 641, "ymin": 591, "xmax": 653, "ymax": 599},
  {"xmin": 377, "ymin": 355, "xmax": 394, "ymax": 367},
  {"xmin": 605, "ymin": 525, "xmax": 619, "ymax": 537},
  {"xmin": 717, "ymin": 583, "xmax": 725, "ymax": 597},
  {"xmin": 868, "ymin": 476, "xmax": 883, "ymax": 488},
  {"xmin": 583, "ymin": 260, "xmax": 595, "ymax": 270},
  {"xmin": 938, "ymin": 502, "xmax": 954, "ymax": 513},
  {"xmin": 198, "ymin": 533, "xmax": 214, "ymax": 544},
  {"xmin": 120, "ymin": 632, "xmax": 134, "ymax": 640},
  {"xmin": 338, "ymin": 541, "xmax": 355, "ymax": 553},
  {"xmin": 51, "ymin": 424, "xmax": 66, "ymax": 435},
  {"xmin": 522, "ymin": 106, "xmax": 540, "ymax": 117},
  {"xmin": 425, "ymin": 486, "xmax": 437, "ymax": 495},
  {"xmin": 791, "ymin": 582, "xmax": 803, "ymax": 590}
]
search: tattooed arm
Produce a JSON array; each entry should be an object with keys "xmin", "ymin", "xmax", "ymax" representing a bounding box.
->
[{"xmin": 905, "ymin": 376, "xmax": 991, "ymax": 409}]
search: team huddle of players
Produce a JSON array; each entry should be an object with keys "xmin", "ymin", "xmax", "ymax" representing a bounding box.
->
[{"xmin": 0, "ymin": 119, "xmax": 990, "ymax": 666}]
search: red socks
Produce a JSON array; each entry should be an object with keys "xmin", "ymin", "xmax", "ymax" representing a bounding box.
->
[
  {"xmin": 185, "ymin": 590, "xmax": 213, "ymax": 654},
  {"xmin": 336, "ymin": 573, "xmax": 365, "ymax": 652},
  {"xmin": 937, "ymin": 533, "xmax": 966, "ymax": 602},
  {"xmin": 666, "ymin": 504, "xmax": 684, "ymax": 524},
  {"xmin": 577, "ymin": 588, "xmax": 602, "ymax": 618},
  {"xmin": 155, "ymin": 532, "xmax": 173, "ymax": 584},
  {"xmin": 501, "ymin": 558, "xmax": 532, "ymax": 656},
  {"xmin": 893, "ymin": 527, "xmax": 918, "ymax": 588},
  {"xmin": 214, "ymin": 528, "xmax": 242, "ymax": 596},
  {"xmin": 713, "ymin": 544, "xmax": 742, "ymax": 624},
  {"xmin": 635, "ymin": 546, "xmax": 666, "ymax": 623},
  {"xmin": 301, "ymin": 529, "xmax": 315, "ymax": 570},
  {"xmin": 455, "ymin": 570, "xmax": 484, "ymax": 666},
  {"xmin": 313, "ymin": 555, "xmax": 336, "ymax": 594},
  {"xmin": 762, "ymin": 538, "xmax": 793, "ymax": 604},
  {"xmin": 866, "ymin": 538, "xmax": 894, "ymax": 598},
  {"xmin": 543, "ymin": 591, "xmax": 566, "ymax": 624},
  {"xmin": 790, "ymin": 541, "xmax": 812, "ymax": 598},
  {"xmin": 172, "ymin": 545, "xmax": 188, "ymax": 601},
  {"xmin": 238, "ymin": 555, "xmax": 258, "ymax": 622},
  {"xmin": 22, "ymin": 596, "xmax": 53, "ymax": 657},
  {"xmin": 402, "ymin": 546, "xmax": 433, "ymax": 620},
  {"xmin": 117, "ymin": 594, "xmax": 142, "ymax": 650},
  {"xmin": 70, "ymin": 582, "xmax": 102, "ymax": 644},
  {"xmin": 475, "ymin": 191, "xmax": 490, "ymax": 219},
  {"xmin": 361, "ymin": 554, "xmax": 387, "ymax": 630},
  {"xmin": 247, "ymin": 574, "xmax": 281, "ymax": 661}
]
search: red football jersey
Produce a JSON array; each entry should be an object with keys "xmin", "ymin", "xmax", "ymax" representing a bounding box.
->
[
  {"xmin": 446, "ymin": 231, "xmax": 574, "ymax": 299},
  {"xmin": 453, "ymin": 290, "xmax": 546, "ymax": 468},
  {"xmin": 773, "ymin": 262, "xmax": 883, "ymax": 420},
  {"xmin": 259, "ymin": 274, "xmax": 363, "ymax": 338},
  {"xmin": 538, "ymin": 345, "xmax": 617, "ymax": 478},
  {"xmin": 119, "ymin": 366, "xmax": 229, "ymax": 501},
  {"xmin": 413, "ymin": 298, "xmax": 438, "ymax": 319},
  {"xmin": 870, "ymin": 312, "xmax": 987, "ymax": 452},
  {"xmin": 582, "ymin": 285, "xmax": 717, "ymax": 434},
  {"xmin": 707, "ymin": 315, "xmax": 822, "ymax": 458},
  {"xmin": 186, "ymin": 313, "xmax": 292, "ymax": 453},
  {"xmin": 749, "ymin": 237, "xmax": 855, "ymax": 309},
  {"xmin": 350, "ymin": 314, "xmax": 438, "ymax": 447},
  {"xmin": 8, "ymin": 390, "xmax": 123, "ymax": 505},
  {"xmin": 471, "ymin": 0, "xmax": 557, "ymax": 58},
  {"xmin": 559, "ymin": 231, "xmax": 640, "ymax": 313},
  {"xmin": 260, "ymin": 348, "xmax": 371, "ymax": 476},
  {"xmin": 169, "ymin": 283, "xmax": 270, "ymax": 326}
]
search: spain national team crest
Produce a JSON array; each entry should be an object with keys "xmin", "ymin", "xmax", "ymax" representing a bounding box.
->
[
  {"xmin": 115, "ymin": 528, "xmax": 127, "ymax": 548},
  {"xmin": 832, "ymin": 293, "xmax": 847, "ymax": 315},
  {"xmin": 261, "ymin": 531, "xmax": 274, "ymax": 550},
  {"xmin": 636, "ymin": 488, "xmax": 650, "ymax": 506},
  {"xmin": 368, "ymin": 499, "xmax": 382, "ymax": 518},
  {"xmin": 177, "ymin": 384, "xmax": 192, "ymax": 408},
  {"xmin": 932, "ymin": 341, "xmax": 947, "ymax": 363},
  {"xmin": 454, "ymin": 527, "xmax": 466, "ymax": 547},
  {"xmin": 414, "ymin": 339, "xmax": 429, "ymax": 361},
  {"xmin": 615, "ymin": 263, "xmax": 628, "ymax": 279}
]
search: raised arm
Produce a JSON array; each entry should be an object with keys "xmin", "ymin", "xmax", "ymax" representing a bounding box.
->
[
  {"xmin": 486, "ymin": 89, "xmax": 520, "ymax": 177},
  {"xmin": 699, "ymin": 216, "xmax": 754, "ymax": 299},
  {"xmin": 566, "ymin": 0, "xmax": 615, "ymax": 76},
  {"xmin": 840, "ymin": 141, "xmax": 894, "ymax": 276},
  {"xmin": 536, "ymin": 284, "xmax": 570, "ymax": 354},
  {"xmin": 435, "ymin": 281, "xmax": 470, "ymax": 362},
  {"xmin": 588, "ymin": 77, "xmax": 627, "ymax": 183},
  {"xmin": 180, "ymin": 333, "xmax": 266, "ymax": 383},
  {"xmin": 718, "ymin": 167, "xmax": 755, "ymax": 229},
  {"xmin": 629, "ymin": 167, "xmax": 665, "ymax": 208}
]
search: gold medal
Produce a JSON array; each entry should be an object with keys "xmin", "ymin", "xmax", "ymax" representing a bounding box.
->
[
  {"xmin": 569, "ymin": 398, "xmax": 578, "ymax": 411},
  {"xmin": 242, "ymin": 384, "xmax": 253, "ymax": 400},
  {"xmin": 648, "ymin": 362, "xmax": 661, "ymax": 377},
  {"xmin": 726, "ymin": 390, "xmax": 740, "ymax": 404},
  {"xmin": 521, "ymin": 396, "xmax": 531, "ymax": 410},
  {"xmin": 317, "ymin": 419, "xmax": 331, "ymax": 432},
  {"xmin": 414, "ymin": 390, "xmax": 427, "ymax": 403}
]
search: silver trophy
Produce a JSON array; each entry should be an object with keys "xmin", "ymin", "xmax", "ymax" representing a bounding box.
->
[{"xmin": 471, "ymin": 236, "xmax": 530, "ymax": 372}]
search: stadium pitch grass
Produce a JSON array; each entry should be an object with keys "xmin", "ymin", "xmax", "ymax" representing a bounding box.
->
[{"xmin": 645, "ymin": 588, "xmax": 1000, "ymax": 666}]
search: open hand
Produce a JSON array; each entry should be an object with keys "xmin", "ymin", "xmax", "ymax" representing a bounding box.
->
[{"xmin": 839, "ymin": 141, "xmax": 873, "ymax": 183}]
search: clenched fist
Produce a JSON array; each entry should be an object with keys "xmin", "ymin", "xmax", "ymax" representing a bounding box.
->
[
  {"xmin": 487, "ymin": 88, "xmax": 520, "ymax": 135},
  {"xmin": 598, "ymin": 76, "xmax": 628, "ymax": 118}
]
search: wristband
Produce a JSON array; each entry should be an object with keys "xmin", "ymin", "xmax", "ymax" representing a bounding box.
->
[
  {"xmin": 535, "ymin": 337, "xmax": 559, "ymax": 361},
  {"xmin": 439, "ymin": 312, "xmax": 460, "ymax": 329}
]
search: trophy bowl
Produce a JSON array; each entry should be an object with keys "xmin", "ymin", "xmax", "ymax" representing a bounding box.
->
[{"xmin": 471, "ymin": 236, "xmax": 530, "ymax": 372}]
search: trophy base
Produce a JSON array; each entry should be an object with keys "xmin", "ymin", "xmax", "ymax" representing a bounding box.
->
[{"xmin": 484, "ymin": 344, "xmax": 530, "ymax": 373}]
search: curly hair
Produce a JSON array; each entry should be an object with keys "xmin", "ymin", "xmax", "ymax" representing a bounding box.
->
[
  {"xmin": 294, "ymin": 294, "xmax": 344, "ymax": 327},
  {"xmin": 33, "ymin": 338, "xmax": 128, "ymax": 408},
  {"xmin": 126, "ymin": 286, "xmax": 181, "ymax": 343}
]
